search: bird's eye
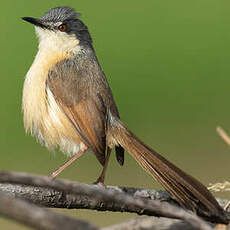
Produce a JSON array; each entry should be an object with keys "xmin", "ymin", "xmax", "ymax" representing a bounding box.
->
[{"xmin": 58, "ymin": 24, "xmax": 67, "ymax": 32}]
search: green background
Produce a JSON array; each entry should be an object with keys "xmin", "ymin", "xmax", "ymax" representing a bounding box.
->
[{"xmin": 1, "ymin": 0, "xmax": 230, "ymax": 229}]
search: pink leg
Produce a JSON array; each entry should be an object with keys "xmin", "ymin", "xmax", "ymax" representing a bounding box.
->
[
  {"xmin": 50, "ymin": 149, "xmax": 87, "ymax": 179},
  {"xmin": 95, "ymin": 147, "xmax": 112, "ymax": 185}
]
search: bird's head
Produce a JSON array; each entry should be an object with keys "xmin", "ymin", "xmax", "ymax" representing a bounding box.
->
[{"xmin": 22, "ymin": 7, "xmax": 92, "ymax": 54}]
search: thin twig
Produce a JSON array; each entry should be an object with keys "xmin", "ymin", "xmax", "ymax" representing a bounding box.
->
[
  {"xmin": 216, "ymin": 126, "xmax": 230, "ymax": 146},
  {"xmin": 0, "ymin": 171, "xmax": 215, "ymax": 230}
]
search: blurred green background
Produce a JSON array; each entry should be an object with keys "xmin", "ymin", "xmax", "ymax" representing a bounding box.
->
[{"xmin": 1, "ymin": 0, "xmax": 230, "ymax": 229}]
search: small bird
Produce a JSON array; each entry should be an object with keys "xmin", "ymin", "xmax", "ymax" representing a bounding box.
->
[{"xmin": 22, "ymin": 7, "xmax": 227, "ymax": 222}]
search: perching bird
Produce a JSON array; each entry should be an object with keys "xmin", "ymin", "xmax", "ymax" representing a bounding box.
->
[{"xmin": 22, "ymin": 7, "xmax": 227, "ymax": 223}]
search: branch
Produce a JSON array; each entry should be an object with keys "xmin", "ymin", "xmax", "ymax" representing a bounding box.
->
[
  {"xmin": 0, "ymin": 182, "xmax": 172, "ymax": 210},
  {"xmin": 0, "ymin": 171, "xmax": 218, "ymax": 230},
  {"xmin": 102, "ymin": 216, "xmax": 216, "ymax": 230},
  {"xmin": 1, "ymin": 182, "xmax": 228, "ymax": 212},
  {"xmin": 0, "ymin": 190, "xmax": 98, "ymax": 230}
]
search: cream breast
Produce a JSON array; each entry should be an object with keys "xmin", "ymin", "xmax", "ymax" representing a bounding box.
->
[{"xmin": 22, "ymin": 45, "xmax": 82, "ymax": 156}]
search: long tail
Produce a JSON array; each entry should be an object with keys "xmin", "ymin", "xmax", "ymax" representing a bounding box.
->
[{"xmin": 109, "ymin": 120, "xmax": 227, "ymax": 223}]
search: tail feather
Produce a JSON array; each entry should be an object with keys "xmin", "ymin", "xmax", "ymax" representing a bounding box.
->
[{"xmin": 110, "ymin": 120, "xmax": 227, "ymax": 222}]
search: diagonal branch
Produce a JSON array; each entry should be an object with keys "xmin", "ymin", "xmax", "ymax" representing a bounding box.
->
[
  {"xmin": 102, "ymin": 216, "xmax": 215, "ymax": 230},
  {"xmin": 0, "ymin": 171, "xmax": 221, "ymax": 230},
  {"xmin": 0, "ymin": 190, "xmax": 98, "ymax": 230}
]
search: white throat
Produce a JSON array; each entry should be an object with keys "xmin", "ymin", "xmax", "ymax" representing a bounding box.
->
[{"xmin": 35, "ymin": 26, "xmax": 81, "ymax": 54}]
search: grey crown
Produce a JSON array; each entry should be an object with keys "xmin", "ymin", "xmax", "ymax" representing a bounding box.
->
[{"xmin": 41, "ymin": 6, "xmax": 81, "ymax": 22}]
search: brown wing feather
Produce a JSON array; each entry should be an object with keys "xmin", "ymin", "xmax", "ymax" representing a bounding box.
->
[
  {"xmin": 60, "ymin": 100, "xmax": 106, "ymax": 165},
  {"xmin": 47, "ymin": 60, "xmax": 107, "ymax": 166}
]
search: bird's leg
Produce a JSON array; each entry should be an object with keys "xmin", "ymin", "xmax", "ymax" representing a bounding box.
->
[
  {"xmin": 50, "ymin": 145, "xmax": 88, "ymax": 179},
  {"xmin": 95, "ymin": 147, "xmax": 112, "ymax": 185}
]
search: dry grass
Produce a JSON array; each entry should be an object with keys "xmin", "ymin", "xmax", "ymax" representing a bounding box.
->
[{"xmin": 208, "ymin": 182, "xmax": 230, "ymax": 192}]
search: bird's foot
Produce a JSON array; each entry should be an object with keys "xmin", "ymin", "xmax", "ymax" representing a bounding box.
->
[{"xmin": 93, "ymin": 176, "xmax": 106, "ymax": 187}]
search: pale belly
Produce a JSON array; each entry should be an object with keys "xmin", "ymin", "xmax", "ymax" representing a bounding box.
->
[
  {"xmin": 24, "ymin": 84, "xmax": 82, "ymax": 156},
  {"xmin": 22, "ymin": 50, "xmax": 83, "ymax": 156}
]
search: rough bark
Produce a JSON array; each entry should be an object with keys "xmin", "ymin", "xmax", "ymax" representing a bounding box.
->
[
  {"xmin": 0, "ymin": 171, "xmax": 220, "ymax": 230},
  {"xmin": 0, "ymin": 191, "xmax": 98, "ymax": 230}
]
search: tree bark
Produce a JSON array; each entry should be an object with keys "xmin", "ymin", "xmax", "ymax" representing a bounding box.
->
[
  {"xmin": 0, "ymin": 171, "xmax": 221, "ymax": 230},
  {"xmin": 102, "ymin": 216, "xmax": 215, "ymax": 230},
  {"xmin": 0, "ymin": 191, "xmax": 98, "ymax": 230}
]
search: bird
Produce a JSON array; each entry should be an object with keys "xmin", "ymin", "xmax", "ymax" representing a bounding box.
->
[{"xmin": 21, "ymin": 6, "xmax": 227, "ymax": 222}]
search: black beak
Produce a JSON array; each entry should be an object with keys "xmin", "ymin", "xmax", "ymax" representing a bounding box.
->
[{"xmin": 22, "ymin": 17, "xmax": 46, "ymax": 28}]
